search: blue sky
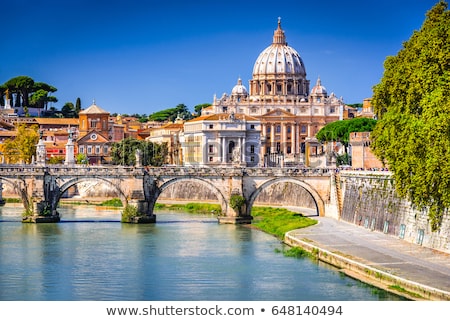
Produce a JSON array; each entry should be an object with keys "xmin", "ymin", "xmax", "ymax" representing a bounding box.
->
[{"xmin": 1, "ymin": 0, "xmax": 440, "ymax": 115}]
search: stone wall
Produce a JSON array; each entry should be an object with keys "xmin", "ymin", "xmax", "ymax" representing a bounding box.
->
[
  {"xmin": 159, "ymin": 180, "xmax": 317, "ymax": 210},
  {"xmin": 340, "ymin": 172, "xmax": 450, "ymax": 253}
]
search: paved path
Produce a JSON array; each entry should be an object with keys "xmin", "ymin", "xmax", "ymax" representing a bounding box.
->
[{"xmin": 286, "ymin": 216, "xmax": 450, "ymax": 300}]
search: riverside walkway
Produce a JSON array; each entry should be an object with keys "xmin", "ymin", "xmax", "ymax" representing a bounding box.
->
[{"xmin": 285, "ymin": 216, "xmax": 450, "ymax": 301}]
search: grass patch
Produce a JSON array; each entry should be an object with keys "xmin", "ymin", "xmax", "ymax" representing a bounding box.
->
[
  {"xmin": 59, "ymin": 198, "xmax": 123, "ymax": 207},
  {"xmin": 282, "ymin": 246, "xmax": 314, "ymax": 258},
  {"xmin": 2, "ymin": 198, "xmax": 21, "ymax": 203},
  {"xmin": 99, "ymin": 198, "xmax": 123, "ymax": 207},
  {"xmin": 388, "ymin": 285, "xmax": 423, "ymax": 299},
  {"xmin": 251, "ymin": 206, "xmax": 318, "ymax": 239},
  {"xmin": 154, "ymin": 202, "xmax": 221, "ymax": 214}
]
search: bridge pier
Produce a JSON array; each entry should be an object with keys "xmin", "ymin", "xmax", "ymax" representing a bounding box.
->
[
  {"xmin": 22, "ymin": 201, "xmax": 60, "ymax": 223},
  {"xmin": 124, "ymin": 200, "xmax": 156, "ymax": 223}
]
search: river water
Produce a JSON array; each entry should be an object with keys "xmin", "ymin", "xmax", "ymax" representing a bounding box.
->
[{"xmin": 0, "ymin": 204, "xmax": 406, "ymax": 301}]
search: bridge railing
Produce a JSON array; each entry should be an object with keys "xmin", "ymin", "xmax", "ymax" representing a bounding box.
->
[
  {"xmin": 0, "ymin": 164, "xmax": 146, "ymax": 177},
  {"xmin": 0, "ymin": 164, "xmax": 334, "ymax": 177},
  {"xmin": 148, "ymin": 165, "xmax": 333, "ymax": 177}
]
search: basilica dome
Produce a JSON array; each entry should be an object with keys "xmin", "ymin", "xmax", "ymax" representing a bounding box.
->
[
  {"xmin": 231, "ymin": 78, "xmax": 248, "ymax": 96},
  {"xmin": 311, "ymin": 77, "xmax": 327, "ymax": 96},
  {"xmin": 252, "ymin": 19, "xmax": 306, "ymax": 78}
]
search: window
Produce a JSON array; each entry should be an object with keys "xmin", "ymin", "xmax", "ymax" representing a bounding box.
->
[
  {"xmin": 399, "ymin": 224, "xmax": 406, "ymax": 239},
  {"xmin": 250, "ymin": 145, "xmax": 255, "ymax": 154},
  {"xmin": 416, "ymin": 229, "xmax": 425, "ymax": 245},
  {"xmin": 301, "ymin": 125, "xmax": 307, "ymax": 134},
  {"xmin": 103, "ymin": 146, "xmax": 109, "ymax": 154},
  {"xmin": 250, "ymin": 156, "xmax": 255, "ymax": 162},
  {"xmin": 287, "ymin": 126, "xmax": 291, "ymax": 133},
  {"xmin": 276, "ymin": 125, "xmax": 281, "ymax": 133},
  {"xmin": 87, "ymin": 146, "xmax": 92, "ymax": 154},
  {"xmin": 209, "ymin": 145, "xmax": 214, "ymax": 153},
  {"xmin": 209, "ymin": 124, "xmax": 213, "ymax": 129},
  {"xmin": 79, "ymin": 146, "xmax": 85, "ymax": 154},
  {"xmin": 95, "ymin": 146, "xmax": 100, "ymax": 155},
  {"xmin": 250, "ymin": 124, "xmax": 255, "ymax": 129},
  {"xmin": 330, "ymin": 107, "xmax": 335, "ymax": 113},
  {"xmin": 209, "ymin": 156, "xmax": 213, "ymax": 162},
  {"xmin": 228, "ymin": 141, "xmax": 235, "ymax": 154},
  {"xmin": 267, "ymin": 126, "xmax": 271, "ymax": 133}
]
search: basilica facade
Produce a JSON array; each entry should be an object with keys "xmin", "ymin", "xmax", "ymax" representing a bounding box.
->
[{"xmin": 202, "ymin": 19, "xmax": 348, "ymax": 166}]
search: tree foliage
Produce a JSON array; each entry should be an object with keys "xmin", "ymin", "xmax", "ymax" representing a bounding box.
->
[
  {"xmin": 148, "ymin": 104, "xmax": 193, "ymax": 122},
  {"xmin": 316, "ymin": 118, "xmax": 377, "ymax": 145},
  {"xmin": 0, "ymin": 124, "xmax": 39, "ymax": 164},
  {"xmin": 110, "ymin": 137, "xmax": 168, "ymax": 166},
  {"xmin": 371, "ymin": 1, "xmax": 450, "ymax": 231},
  {"xmin": 194, "ymin": 103, "xmax": 211, "ymax": 116},
  {"xmin": 2, "ymin": 76, "xmax": 57, "ymax": 112}
]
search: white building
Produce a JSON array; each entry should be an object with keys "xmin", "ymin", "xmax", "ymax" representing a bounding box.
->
[{"xmin": 182, "ymin": 112, "xmax": 261, "ymax": 167}]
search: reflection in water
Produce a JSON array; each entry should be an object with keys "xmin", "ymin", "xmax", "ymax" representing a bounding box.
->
[{"xmin": 0, "ymin": 203, "xmax": 406, "ymax": 301}]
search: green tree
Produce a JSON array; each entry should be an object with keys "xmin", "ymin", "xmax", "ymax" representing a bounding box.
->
[
  {"xmin": 194, "ymin": 103, "xmax": 210, "ymax": 116},
  {"xmin": 32, "ymin": 82, "xmax": 58, "ymax": 111},
  {"xmin": 148, "ymin": 103, "xmax": 193, "ymax": 122},
  {"xmin": 371, "ymin": 1, "xmax": 450, "ymax": 231},
  {"xmin": 110, "ymin": 138, "xmax": 168, "ymax": 166},
  {"xmin": 76, "ymin": 153, "xmax": 89, "ymax": 165},
  {"xmin": 61, "ymin": 102, "xmax": 76, "ymax": 118},
  {"xmin": 4, "ymin": 76, "xmax": 35, "ymax": 107},
  {"xmin": 316, "ymin": 118, "xmax": 377, "ymax": 146},
  {"xmin": 75, "ymin": 97, "xmax": 81, "ymax": 117},
  {"xmin": 0, "ymin": 124, "xmax": 39, "ymax": 164}
]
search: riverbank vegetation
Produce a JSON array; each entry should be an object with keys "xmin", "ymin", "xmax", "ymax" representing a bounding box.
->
[
  {"xmin": 251, "ymin": 206, "xmax": 318, "ymax": 239},
  {"xmin": 154, "ymin": 202, "xmax": 221, "ymax": 214}
]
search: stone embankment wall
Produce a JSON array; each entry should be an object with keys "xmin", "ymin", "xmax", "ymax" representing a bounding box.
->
[
  {"xmin": 339, "ymin": 172, "xmax": 450, "ymax": 253},
  {"xmin": 159, "ymin": 181, "xmax": 317, "ymax": 209}
]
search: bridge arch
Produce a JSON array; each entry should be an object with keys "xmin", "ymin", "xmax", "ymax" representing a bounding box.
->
[
  {"xmin": 247, "ymin": 177, "xmax": 324, "ymax": 217},
  {"xmin": 0, "ymin": 177, "xmax": 29, "ymax": 208},
  {"xmin": 57, "ymin": 177, "xmax": 128, "ymax": 208},
  {"xmin": 156, "ymin": 177, "xmax": 228, "ymax": 215}
]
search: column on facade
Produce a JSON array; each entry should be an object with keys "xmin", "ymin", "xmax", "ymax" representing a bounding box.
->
[
  {"xmin": 202, "ymin": 136, "xmax": 208, "ymax": 165},
  {"xmin": 270, "ymin": 123, "xmax": 275, "ymax": 153},
  {"xmin": 241, "ymin": 136, "xmax": 246, "ymax": 163},
  {"xmin": 260, "ymin": 123, "xmax": 266, "ymax": 155},
  {"xmin": 282, "ymin": 122, "xmax": 288, "ymax": 155},
  {"xmin": 221, "ymin": 136, "xmax": 226, "ymax": 164}
]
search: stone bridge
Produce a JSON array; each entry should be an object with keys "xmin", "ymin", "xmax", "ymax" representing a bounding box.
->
[{"xmin": 0, "ymin": 165, "xmax": 339, "ymax": 223}]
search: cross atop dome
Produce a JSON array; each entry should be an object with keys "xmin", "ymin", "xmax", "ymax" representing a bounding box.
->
[{"xmin": 273, "ymin": 17, "xmax": 286, "ymax": 45}]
